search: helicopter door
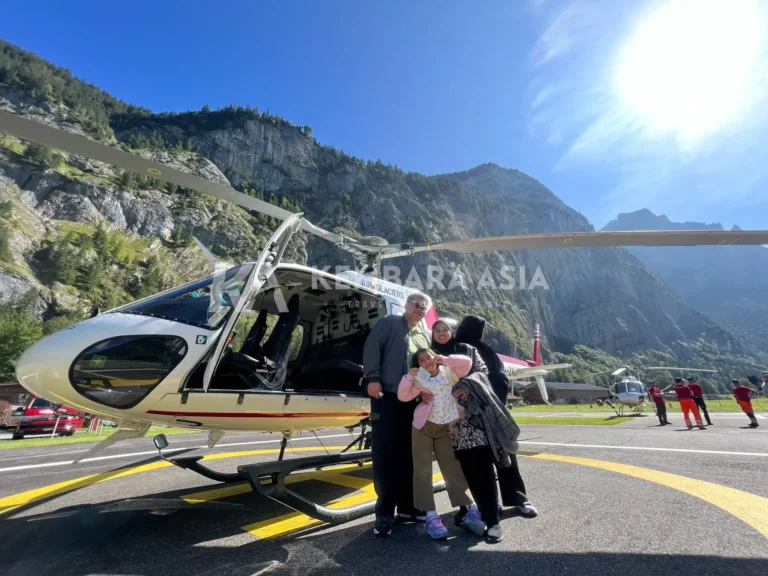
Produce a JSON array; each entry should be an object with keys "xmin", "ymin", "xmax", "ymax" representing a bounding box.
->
[{"xmin": 201, "ymin": 215, "xmax": 303, "ymax": 392}]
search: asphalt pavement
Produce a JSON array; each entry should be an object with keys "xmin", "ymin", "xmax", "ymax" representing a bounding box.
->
[{"xmin": 0, "ymin": 416, "xmax": 766, "ymax": 576}]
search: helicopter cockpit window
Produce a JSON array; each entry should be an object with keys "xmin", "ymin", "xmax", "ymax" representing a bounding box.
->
[
  {"xmin": 627, "ymin": 382, "xmax": 644, "ymax": 394},
  {"xmin": 615, "ymin": 382, "xmax": 628, "ymax": 394},
  {"xmin": 117, "ymin": 264, "xmax": 255, "ymax": 330},
  {"xmin": 70, "ymin": 335, "xmax": 187, "ymax": 409}
]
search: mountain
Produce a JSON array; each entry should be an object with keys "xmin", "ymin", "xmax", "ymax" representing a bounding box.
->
[
  {"xmin": 602, "ymin": 209, "xmax": 768, "ymax": 351},
  {"xmin": 1, "ymin": 38, "xmax": 765, "ymax": 389}
]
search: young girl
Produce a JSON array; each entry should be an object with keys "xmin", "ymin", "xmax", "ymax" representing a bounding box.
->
[{"xmin": 398, "ymin": 348, "xmax": 485, "ymax": 539}]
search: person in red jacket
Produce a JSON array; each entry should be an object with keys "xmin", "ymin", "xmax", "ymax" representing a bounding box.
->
[
  {"xmin": 647, "ymin": 381, "xmax": 671, "ymax": 426},
  {"xmin": 732, "ymin": 379, "xmax": 759, "ymax": 428},
  {"xmin": 686, "ymin": 376, "xmax": 712, "ymax": 426},
  {"xmin": 672, "ymin": 378, "xmax": 705, "ymax": 430}
]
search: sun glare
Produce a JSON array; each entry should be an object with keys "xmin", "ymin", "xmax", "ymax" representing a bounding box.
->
[{"xmin": 617, "ymin": 0, "xmax": 764, "ymax": 141}]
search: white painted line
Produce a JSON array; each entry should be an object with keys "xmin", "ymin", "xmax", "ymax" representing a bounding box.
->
[
  {"xmin": 520, "ymin": 441, "xmax": 768, "ymax": 457},
  {"xmin": 0, "ymin": 433, "xmax": 354, "ymax": 473}
]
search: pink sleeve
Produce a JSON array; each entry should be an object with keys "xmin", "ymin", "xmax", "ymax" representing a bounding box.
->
[
  {"xmin": 398, "ymin": 373, "xmax": 422, "ymax": 402},
  {"xmin": 442, "ymin": 354, "xmax": 472, "ymax": 379}
]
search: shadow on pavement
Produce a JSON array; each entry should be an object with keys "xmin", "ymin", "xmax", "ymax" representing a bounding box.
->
[{"xmin": 0, "ymin": 499, "xmax": 765, "ymax": 576}]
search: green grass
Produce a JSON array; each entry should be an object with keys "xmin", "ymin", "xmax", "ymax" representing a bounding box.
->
[
  {"xmin": 0, "ymin": 133, "xmax": 25, "ymax": 154},
  {"xmin": 513, "ymin": 416, "xmax": 631, "ymax": 426},
  {"xmin": 510, "ymin": 398, "xmax": 768, "ymax": 414},
  {"xmin": 0, "ymin": 426, "xmax": 199, "ymax": 450}
]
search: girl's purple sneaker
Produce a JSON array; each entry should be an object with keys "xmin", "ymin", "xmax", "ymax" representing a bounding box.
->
[{"xmin": 425, "ymin": 513, "xmax": 449, "ymax": 540}]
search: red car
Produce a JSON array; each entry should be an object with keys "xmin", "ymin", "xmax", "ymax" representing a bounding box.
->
[{"xmin": 13, "ymin": 396, "xmax": 85, "ymax": 439}]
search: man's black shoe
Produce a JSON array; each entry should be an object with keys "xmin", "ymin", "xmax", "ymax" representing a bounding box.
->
[{"xmin": 373, "ymin": 516, "xmax": 394, "ymax": 537}]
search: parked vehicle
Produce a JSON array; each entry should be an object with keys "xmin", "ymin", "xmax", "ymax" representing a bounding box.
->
[{"xmin": 13, "ymin": 396, "xmax": 85, "ymax": 439}]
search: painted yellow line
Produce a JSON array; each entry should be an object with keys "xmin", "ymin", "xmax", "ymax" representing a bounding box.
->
[
  {"xmin": 0, "ymin": 461, "xmax": 170, "ymax": 515},
  {"xmin": 182, "ymin": 482, "xmax": 253, "ymax": 504},
  {"xmin": 0, "ymin": 446, "xmax": 355, "ymax": 515},
  {"xmin": 243, "ymin": 471, "xmax": 442, "ymax": 540},
  {"xmin": 532, "ymin": 453, "xmax": 768, "ymax": 538},
  {"xmin": 244, "ymin": 490, "xmax": 377, "ymax": 539}
]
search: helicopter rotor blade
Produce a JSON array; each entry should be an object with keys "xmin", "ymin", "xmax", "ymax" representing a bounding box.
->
[
  {"xmin": 0, "ymin": 110, "xmax": 370, "ymax": 257},
  {"xmin": 645, "ymin": 367, "xmax": 719, "ymax": 372},
  {"xmin": 383, "ymin": 229, "xmax": 768, "ymax": 256},
  {"xmin": 611, "ymin": 367, "xmax": 629, "ymax": 378},
  {"xmin": 5, "ymin": 109, "xmax": 768, "ymax": 259}
]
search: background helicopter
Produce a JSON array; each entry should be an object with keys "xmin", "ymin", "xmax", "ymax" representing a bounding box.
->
[
  {"xmin": 3, "ymin": 108, "xmax": 767, "ymax": 460},
  {"xmin": 591, "ymin": 365, "xmax": 718, "ymax": 415}
]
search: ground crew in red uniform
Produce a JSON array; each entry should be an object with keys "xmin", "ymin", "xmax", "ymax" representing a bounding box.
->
[
  {"xmin": 647, "ymin": 381, "xmax": 670, "ymax": 425},
  {"xmin": 672, "ymin": 378, "xmax": 705, "ymax": 430},
  {"xmin": 732, "ymin": 379, "xmax": 759, "ymax": 428},
  {"xmin": 686, "ymin": 376, "xmax": 712, "ymax": 426}
]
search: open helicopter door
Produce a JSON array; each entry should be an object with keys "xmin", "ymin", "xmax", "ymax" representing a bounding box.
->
[{"xmin": 201, "ymin": 215, "xmax": 303, "ymax": 392}]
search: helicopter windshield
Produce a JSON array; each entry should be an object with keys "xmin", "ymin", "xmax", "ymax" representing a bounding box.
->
[
  {"xmin": 615, "ymin": 382, "xmax": 627, "ymax": 394},
  {"xmin": 117, "ymin": 264, "xmax": 255, "ymax": 330},
  {"xmin": 627, "ymin": 381, "xmax": 645, "ymax": 394}
]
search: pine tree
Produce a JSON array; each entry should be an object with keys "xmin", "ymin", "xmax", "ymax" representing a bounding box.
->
[
  {"xmin": 118, "ymin": 171, "xmax": 137, "ymax": 189},
  {"xmin": 0, "ymin": 299, "xmax": 44, "ymax": 381},
  {"xmin": 83, "ymin": 256, "xmax": 104, "ymax": 292},
  {"xmin": 52, "ymin": 243, "xmax": 77, "ymax": 284},
  {"xmin": 143, "ymin": 257, "xmax": 165, "ymax": 296},
  {"xmin": 0, "ymin": 224, "xmax": 12, "ymax": 262},
  {"xmin": 174, "ymin": 223, "xmax": 184, "ymax": 244},
  {"xmin": 93, "ymin": 225, "xmax": 109, "ymax": 255},
  {"xmin": 23, "ymin": 143, "xmax": 63, "ymax": 170},
  {"xmin": 0, "ymin": 200, "xmax": 12, "ymax": 218}
]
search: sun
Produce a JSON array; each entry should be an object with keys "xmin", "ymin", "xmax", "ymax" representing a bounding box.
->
[{"xmin": 617, "ymin": 0, "xmax": 764, "ymax": 141}]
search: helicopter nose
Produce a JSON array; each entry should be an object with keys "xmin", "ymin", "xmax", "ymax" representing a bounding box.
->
[{"xmin": 15, "ymin": 329, "xmax": 77, "ymax": 404}]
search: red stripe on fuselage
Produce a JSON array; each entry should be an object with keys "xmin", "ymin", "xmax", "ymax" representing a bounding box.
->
[{"xmin": 146, "ymin": 410, "xmax": 370, "ymax": 418}]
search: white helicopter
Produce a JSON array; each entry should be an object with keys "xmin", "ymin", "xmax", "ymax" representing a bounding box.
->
[
  {"xmin": 594, "ymin": 366, "xmax": 718, "ymax": 416},
  {"xmin": 3, "ymin": 109, "xmax": 766, "ymax": 523}
]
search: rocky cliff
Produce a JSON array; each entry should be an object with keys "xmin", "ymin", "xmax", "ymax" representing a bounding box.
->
[
  {"xmin": 603, "ymin": 209, "xmax": 768, "ymax": 351},
  {"xmin": 0, "ymin": 38, "xmax": 765, "ymax": 383}
]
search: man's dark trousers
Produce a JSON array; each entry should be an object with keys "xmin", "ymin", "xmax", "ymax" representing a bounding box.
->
[
  {"xmin": 655, "ymin": 402, "xmax": 669, "ymax": 425},
  {"xmin": 370, "ymin": 392, "xmax": 417, "ymax": 519},
  {"xmin": 694, "ymin": 396, "xmax": 712, "ymax": 425}
]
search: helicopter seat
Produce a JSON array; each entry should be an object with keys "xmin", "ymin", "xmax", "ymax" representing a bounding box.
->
[
  {"xmin": 224, "ymin": 294, "xmax": 300, "ymax": 391},
  {"xmin": 292, "ymin": 333, "xmax": 366, "ymax": 394},
  {"xmin": 239, "ymin": 308, "xmax": 268, "ymax": 358}
]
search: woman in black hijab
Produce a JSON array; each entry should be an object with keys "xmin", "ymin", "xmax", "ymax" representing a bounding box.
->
[
  {"xmin": 454, "ymin": 315, "xmax": 509, "ymax": 402},
  {"xmin": 455, "ymin": 314, "xmax": 538, "ymax": 519}
]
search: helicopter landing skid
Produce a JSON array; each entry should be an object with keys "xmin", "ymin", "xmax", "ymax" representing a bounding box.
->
[
  {"xmin": 239, "ymin": 449, "xmax": 446, "ymax": 525},
  {"xmin": 167, "ymin": 455, "xmax": 244, "ymax": 484}
]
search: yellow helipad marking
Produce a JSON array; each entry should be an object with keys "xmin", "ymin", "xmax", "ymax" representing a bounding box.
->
[
  {"xmin": 0, "ymin": 446, "xmax": 348, "ymax": 515},
  {"xmin": 3, "ymin": 446, "xmax": 766, "ymax": 543},
  {"xmin": 532, "ymin": 453, "xmax": 768, "ymax": 538}
]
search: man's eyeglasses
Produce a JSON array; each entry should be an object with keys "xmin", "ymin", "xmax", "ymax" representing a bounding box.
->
[{"xmin": 409, "ymin": 302, "xmax": 428, "ymax": 311}]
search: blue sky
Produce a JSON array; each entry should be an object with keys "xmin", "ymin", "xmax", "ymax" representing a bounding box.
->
[{"xmin": 2, "ymin": 0, "xmax": 766, "ymax": 230}]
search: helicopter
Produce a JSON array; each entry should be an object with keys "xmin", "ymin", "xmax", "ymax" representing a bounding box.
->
[
  {"xmin": 4, "ymin": 108, "xmax": 767, "ymax": 523},
  {"xmin": 594, "ymin": 366, "xmax": 718, "ymax": 416}
]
